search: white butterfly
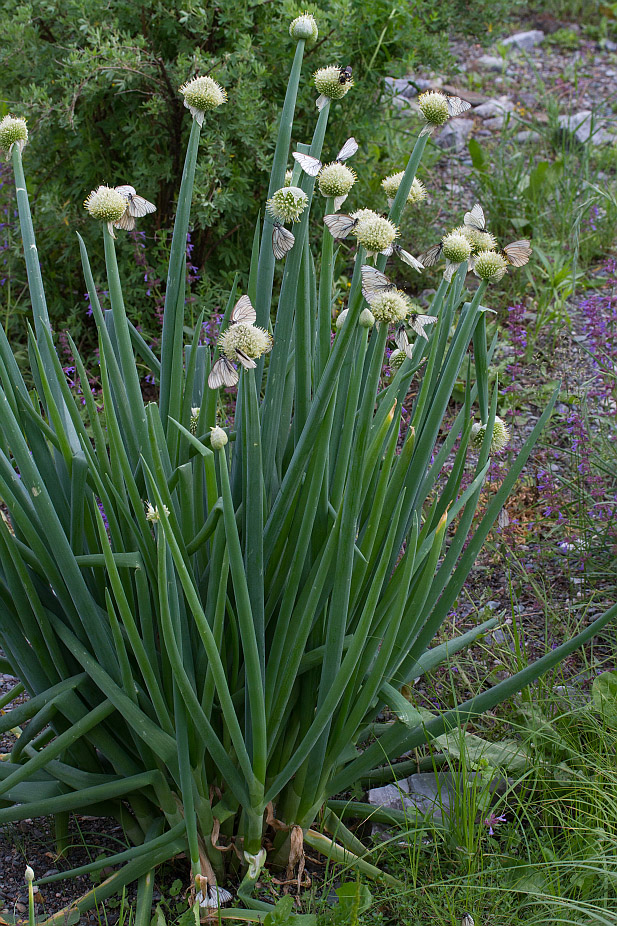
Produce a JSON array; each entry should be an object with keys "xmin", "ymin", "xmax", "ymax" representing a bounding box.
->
[
  {"xmin": 208, "ymin": 356, "xmax": 239, "ymax": 389},
  {"xmin": 230, "ymin": 294, "xmax": 256, "ymax": 326},
  {"xmin": 418, "ymin": 242, "xmax": 444, "ymax": 267},
  {"xmin": 197, "ymin": 885, "xmax": 234, "ymax": 909},
  {"xmin": 113, "ymin": 184, "xmax": 156, "ymax": 231},
  {"xmin": 464, "ymin": 203, "xmax": 486, "ymax": 232},
  {"xmin": 382, "ymin": 243, "xmax": 424, "ymax": 271},
  {"xmin": 419, "ymin": 95, "xmax": 472, "ymax": 135},
  {"xmin": 395, "ymin": 312, "xmax": 437, "ymax": 354},
  {"xmin": 360, "ymin": 265, "xmax": 396, "ymax": 303},
  {"xmin": 272, "ymin": 222, "xmax": 295, "ymax": 259},
  {"xmin": 502, "ymin": 240, "xmax": 532, "ymax": 267},
  {"xmin": 323, "ymin": 214, "xmax": 358, "ymax": 239},
  {"xmin": 293, "ymin": 137, "xmax": 359, "ymax": 178}
]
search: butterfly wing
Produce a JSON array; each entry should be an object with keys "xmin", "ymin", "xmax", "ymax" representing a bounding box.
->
[
  {"xmin": 208, "ymin": 357, "xmax": 239, "ymax": 389},
  {"xmin": 396, "ymin": 246, "xmax": 424, "ymax": 272},
  {"xmin": 126, "ymin": 194, "xmax": 156, "ymax": 217},
  {"xmin": 394, "ymin": 325, "xmax": 410, "ymax": 352},
  {"xmin": 323, "ymin": 214, "xmax": 356, "ymax": 239},
  {"xmin": 446, "ymin": 95, "xmax": 472, "ymax": 117},
  {"xmin": 419, "ymin": 243, "xmax": 443, "ymax": 267},
  {"xmin": 235, "ymin": 349, "xmax": 257, "ymax": 370},
  {"xmin": 230, "ymin": 294, "xmax": 256, "ymax": 325},
  {"xmin": 113, "ymin": 209, "xmax": 136, "ymax": 231},
  {"xmin": 464, "ymin": 203, "xmax": 486, "ymax": 231},
  {"xmin": 272, "ymin": 224, "xmax": 295, "ymax": 259},
  {"xmin": 503, "ymin": 240, "xmax": 532, "ymax": 267},
  {"xmin": 336, "ymin": 136, "xmax": 358, "ymax": 162},
  {"xmin": 361, "ymin": 265, "xmax": 392, "ymax": 302},
  {"xmin": 115, "ymin": 184, "xmax": 136, "ymax": 198},
  {"xmin": 408, "ymin": 313, "xmax": 437, "ymax": 339},
  {"xmin": 293, "ymin": 151, "xmax": 322, "ymax": 177}
]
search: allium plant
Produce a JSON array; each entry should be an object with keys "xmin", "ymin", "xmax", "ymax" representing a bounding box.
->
[{"xmin": 1, "ymin": 19, "xmax": 616, "ymax": 924}]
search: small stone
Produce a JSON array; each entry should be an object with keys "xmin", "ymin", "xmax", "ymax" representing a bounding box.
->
[
  {"xmin": 602, "ymin": 39, "xmax": 617, "ymax": 51},
  {"xmin": 484, "ymin": 116, "xmax": 505, "ymax": 130},
  {"xmin": 557, "ymin": 111, "xmax": 613, "ymax": 145},
  {"xmin": 434, "ymin": 118, "xmax": 474, "ymax": 152},
  {"xmin": 516, "ymin": 130, "xmax": 541, "ymax": 143},
  {"xmin": 477, "ymin": 55, "xmax": 504, "ymax": 72},
  {"xmin": 473, "ymin": 96, "xmax": 514, "ymax": 118},
  {"xmin": 501, "ymin": 30, "xmax": 545, "ymax": 51}
]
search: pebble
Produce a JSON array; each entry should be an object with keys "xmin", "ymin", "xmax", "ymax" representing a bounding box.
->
[
  {"xmin": 557, "ymin": 110, "xmax": 615, "ymax": 146},
  {"xmin": 483, "ymin": 116, "xmax": 506, "ymax": 130},
  {"xmin": 476, "ymin": 55, "xmax": 504, "ymax": 72},
  {"xmin": 473, "ymin": 96, "xmax": 515, "ymax": 118},
  {"xmin": 500, "ymin": 30, "xmax": 545, "ymax": 51},
  {"xmin": 516, "ymin": 130, "xmax": 541, "ymax": 143},
  {"xmin": 434, "ymin": 118, "xmax": 474, "ymax": 152}
]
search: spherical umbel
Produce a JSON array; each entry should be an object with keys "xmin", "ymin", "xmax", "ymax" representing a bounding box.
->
[
  {"xmin": 381, "ymin": 172, "xmax": 427, "ymax": 206},
  {"xmin": 441, "ymin": 232, "xmax": 472, "ymax": 263},
  {"xmin": 219, "ymin": 323, "xmax": 273, "ymax": 361},
  {"xmin": 352, "ymin": 212, "xmax": 398, "ymax": 253},
  {"xmin": 318, "ymin": 162, "xmax": 356, "ymax": 198},
  {"xmin": 266, "ymin": 186, "xmax": 308, "ymax": 224},
  {"xmin": 289, "ymin": 12, "xmax": 318, "ymax": 41},
  {"xmin": 0, "ymin": 115, "xmax": 28, "ymax": 158},
  {"xmin": 471, "ymin": 416, "xmax": 510, "ymax": 453},
  {"xmin": 369, "ymin": 290, "xmax": 409, "ymax": 324},
  {"xmin": 473, "ymin": 249, "xmax": 508, "ymax": 282},
  {"xmin": 180, "ymin": 76, "xmax": 227, "ymax": 124},
  {"xmin": 418, "ymin": 91, "xmax": 450, "ymax": 127},
  {"xmin": 314, "ymin": 66, "xmax": 354, "ymax": 102},
  {"xmin": 84, "ymin": 186, "xmax": 128, "ymax": 223}
]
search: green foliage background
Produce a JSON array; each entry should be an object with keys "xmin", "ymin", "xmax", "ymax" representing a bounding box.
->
[{"xmin": 1, "ymin": 0, "xmax": 512, "ymax": 351}]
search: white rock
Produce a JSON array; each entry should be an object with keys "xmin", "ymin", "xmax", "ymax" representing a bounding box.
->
[
  {"xmin": 476, "ymin": 55, "xmax": 504, "ymax": 72},
  {"xmin": 473, "ymin": 96, "xmax": 514, "ymax": 118},
  {"xmin": 501, "ymin": 30, "xmax": 545, "ymax": 51},
  {"xmin": 516, "ymin": 130, "xmax": 541, "ymax": 143},
  {"xmin": 434, "ymin": 118, "xmax": 474, "ymax": 152},
  {"xmin": 484, "ymin": 116, "xmax": 505, "ymax": 130},
  {"xmin": 557, "ymin": 111, "xmax": 614, "ymax": 145}
]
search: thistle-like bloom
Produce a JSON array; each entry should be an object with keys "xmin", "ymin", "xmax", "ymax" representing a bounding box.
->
[
  {"xmin": 418, "ymin": 91, "xmax": 450, "ymax": 128},
  {"xmin": 289, "ymin": 12, "xmax": 318, "ymax": 41},
  {"xmin": 359, "ymin": 307, "xmax": 375, "ymax": 328},
  {"xmin": 210, "ymin": 426, "xmax": 228, "ymax": 450},
  {"xmin": 314, "ymin": 66, "xmax": 354, "ymax": 111},
  {"xmin": 381, "ymin": 172, "xmax": 427, "ymax": 207},
  {"xmin": 471, "ymin": 416, "xmax": 510, "ymax": 453},
  {"xmin": 389, "ymin": 348, "xmax": 406, "ymax": 370},
  {"xmin": 180, "ymin": 76, "xmax": 227, "ymax": 126},
  {"xmin": 318, "ymin": 162, "xmax": 357, "ymax": 199},
  {"xmin": 145, "ymin": 502, "xmax": 170, "ymax": 522},
  {"xmin": 441, "ymin": 233, "xmax": 472, "ymax": 263},
  {"xmin": 84, "ymin": 185, "xmax": 129, "ymax": 239},
  {"xmin": 219, "ymin": 323, "xmax": 272, "ymax": 361},
  {"xmin": 369, "ymin": 289, "xmax": 409, "ymax": 324},
  {"xmin": 190, "ymin": 407, "xmax": 200, "ymax": 435},
  {"xmin": 473, "ymin": 249, "xmax": 508, "ymax": 283},
  {"xmin": 0, "ymin": 115, "xmax": 28, "ymax": 159},
  {"xmin": 352, "ymin": 211, "xmax": 399, "ymax": 255},
  {"xmin": 266, "ymin": 186, "xmax": 308, "ymax": 224}
]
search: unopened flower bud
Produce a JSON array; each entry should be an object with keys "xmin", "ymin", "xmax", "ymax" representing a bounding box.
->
[
  {"xmin": 352, "ymin": 212, "xmax": 398, "ymax": 254},
  {"xmin": 266, "ymin": 186, "xmax": 308, "ymax": 224},
  {"xmin": 219, "ymin": 323, "xmax": 273, "ymax": 361},
  {"xmin": 335, "ymin": 308, "xmax": 349, "ymax": 330},
  {"xmin": 473, "ymin": 249, "xmax": 508, "ymax": 283},
  {"xmin": 418, "ymin": 91, "xmax": 450, "ymax": 127},
  {"xmin": 0, "ymin": 115, "xmax": 28, "ymax": 158},
  {"xmin": 180, "ymin": 76, "xmax": 227, "ymax": 125},
  {"xmin": 370, "ymin": 290, "xmax": 409, "ymax": 324},
  {"xmin": 442, "ymin": 232, "xmax": 472, "ymax": 263},
  {"xmin": 289, "ymin": 12, "xmax": 318, "ymax": 41},
  {"xmin": 471, "ymin": 416, "xmax": 510, "ymax": 452},
  {"xmin": 318, "ymin": 162, "xmax": 356, "ymax": 198},
  {"xmin": 210, "ymin": 426, "xmax": 228, "ymax": 450},
  {"xmin": 314, "ymin": 66, "xmax": 353, "ymax": 102},
  {"xmin": 359, "ymin": 307, "xmax": 375, "ymax": 328},
  {"xmin": 25, "ymin": 866, "xmax": 35, "ymax": 883}
]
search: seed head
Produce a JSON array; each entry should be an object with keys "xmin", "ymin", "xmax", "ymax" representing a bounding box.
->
[
  {"xmin": 352, "ymin": 211, "xmax": 398, "ymax": 253},
  {"xmin": 318, "ymin": 162, "xmax": 356, "ymax": 198},
  {"xmin": 289, "ymin": 12, "xmax": 318, "ymax": 41},
  {"xmin": 370, "ymin": 290, "xmax": 409, "ymax": 324},
  {"xmin": 0, "ymin": 115, "xmax": 28, "ymax": 157},
  {"xmin": 473, "ymin": 249, "xmax": 508, "ymax": 282},
  {"xmin": 219, "ymin": 323, "xmax": 272, "ymax": 361},
  {"xmin": 471, "ymin": 416, "xmax": 510, "ymax": 453},
  {"xmin": 84, "ymin": 186, "xmax": 128, "ymax": 223},
  {"xmin": 314, "ymin": 66, "xmax": 353, "ymax": 102},
  {"xmin": 359, "ymin": 307, "xmax": 375, "ymax": 328},
  {"xmin": 180, "ymin": 76, "xmax": 227, "ymax": 124},
  {"xmin": 389, "ymin": 348, "xmax": 406, "ymax": 370},
  {"xmin": 335, "ymin": 308, "xmax": 349, "ymax": 330},
  {"xmin": 145, "ymin": 502, "xmax": 170, "ymax": 522},
  {"xmin": 381, "ymin": 172, "xmax": 427, "ymax": 206},
  {"xmin": 266, "ymin": 186, "xmax": 308, "ymax": 224},
  {"xmin": 441, "ymin": 232, "xmax": 472, "ymax": 263},
  {"xmin": 210, "ymin": 426, "xmax": 228, "ymax": 450},
  {"xmin": 418, "ymin": 91, "xmax": 450, "ymax": 127}
]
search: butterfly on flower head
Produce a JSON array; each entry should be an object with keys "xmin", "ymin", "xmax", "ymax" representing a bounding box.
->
[
  {"xmin": 272, "ymin": 222, "xmax": 295, "ymax": 259},
  {"xmin": 207, "ymin": 356, "xmax": 239, "ymax": 389},
  {"xmin": 360, "ymin": 265, "xmax": 397, "ymax": 303},
  {"xmin": 395, "ymin": 312, "xmax": 437, "ymax": 354},
  {"xmin": 419, "ymin": 95, "xmax": 472, "ymax": 135},
  {"xmin": 113, "ymin": 184, "xmax": 156, "ymax": 231},
  {"xmin": 382, "ymin": 242, "xmax": 424, "ymax": 271},
  {"xmin": 207, "ymin": 295, "xmax": 258, "ymax": 389},
  {"xmin": 464, "ymin": 203, "xmax": 487, "ymax": 233},
  {"xmin": 293, "ymin": 137, "xmax": 359, "ymax": 178},
  {"xmin": 418, "ymin": 242, "xmax": 444, "ymax": 267},
  {"xmin": 229, "ymin": 294, "xmax": 256, "ymax": 325},
  {"xmin": 500, "ymin": 239, "xmax": 532, "ymax": 267},
  {"xmin": 323, "ymin": 213, "xmax": 359, "ymax": 239}
]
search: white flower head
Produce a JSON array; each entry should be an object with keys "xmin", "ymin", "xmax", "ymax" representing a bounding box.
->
[
  {"xmin": 219, "ymin": 323, "xmax": 273, "ymax": 361},
  {"xmin": 473, "ymin": 249, "xmax": 508, "ymax": 283},
  {"xmin": 370, "ymin": 290, "xmax": 409, "ymax": 324},
  {"xmin": 351, "ymin": 211, "xmax": 398, "ymax": 254},
  {"xmin": 0, "ymin": 115, "xmax": 28, "ymax": 159},
  {"xmin": 314, "ymin": 66, "xmax": 354, "ymax": 110},
  {"xmin": 471, "ymin": 416, "xmax": 510, "ymax": 452},
  {"xmin": 179, "ymin": 76, "xmax": 227, "ymax": 125},
  {"xmin": 441, "ymin": 232, "xmax": 472, "ymax": 263},
  {"xmin": 145, "ymin": 502, "xmax": 170, "ymax": 522},
  {"xmin": 266, "ymin": 186, "xmax": 308, "ymax": 224},
  {"xmin": 381, "ymin": 172, "xmax": 427, "ymax": 207},
  {"xmin": 84, "ymin": 185, "xmax": 129, "ymax": 239},
  {"xmin": 318, "ymin": 162, "xmax": 357, "ymax": 198},
  {"xmin": 289, "ymin": 12, "xmax": 318, "ymax": 41}
]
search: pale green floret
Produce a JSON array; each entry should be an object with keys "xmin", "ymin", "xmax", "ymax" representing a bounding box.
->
[
  {"xmin": 471, "ymin": 416, "xmax": 510, "ymax": 452},
  {"xmin": 146, "ymin": 502, "xmax": 169, "ymax": 522},
  {"xmin": 219, "ymin": 323, "xmax": 273, "ymax": 361},
  {"xmin": 470, "ymin": 229, "xmax": 498, "ymax": 252},
  {"xmin": 318, "ymin": 162, "xmax": 356, "ymax": 197},
  {"xmin": 266, "ymin": 186, "xmax": 308, "ymax": 223},
  {"xmin": 335, "ymin": 309, "xmax": 349, "ymax": 330},
  {"xmin": 283, "ymin": 169, "xmax": 293, "ymax": 187},
  {"xmin": 353, "ymin": 213, "xmax": 398, "ymax": 253},
  {"xmin": 441, "ymin": 232, "xmax": 472, "ymax": 263},
  {"xmin": 0, "ymin": 115, "xmax": 28, "ymax": 156},
  {"xmin": 473, "ymin": 249, "xmax": 508, "ymax": 282},
  {"xmin": 351, "ymin": 208, "xmax": 379, "ymax": 224},
  {"xmin": 180, "ymin": 76, "xmax": 227, "ymax": 113},
  {"xmin": 370, "ymin": 290, "xmax": 409, "ymax": 324},
  {"xmin": 389, "ymin": 348, "xmax": 406, "ymax": 370},
  {"xmin": 314, "ymin": 66, "xmax": 353, "ymax": 101},
  {"xmin": 289, "ymin": 12, "xmax": 318, "ymax": 41},
  {"xmin": 381, "ymin": 172, "xmax": 427, "ymax": 205},
  {"xmin": 84, "ymin": 186, "xmax": 127, "ymax": 223},
  {"xmin": 359, "ymin": 307, "xmax": 375, "ymax": 328},
  {"xmin": 418, "ymin": 91, "xmax": 450, "ymax": 127},
  {"xmin": 210, "ymin": 426, "xmax": 228, "ymax": 450}
]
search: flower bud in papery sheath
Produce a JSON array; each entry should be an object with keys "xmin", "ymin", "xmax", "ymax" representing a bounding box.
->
[
  {"xmin": 314, "ymin": 66, "xmax": 354, "ymax": 102},
  {"xmin": 471, "ymin": 416, "xmax": 510, "ymax": 452},
  {"xmin": 283, "ymin": 169, "xmax": 293, "ymax": 187},
  {"xmin": 180, "ymin": 76, "xmax": 227, "ymax": 124},
  {"xmin": 352, "ymin": 212, "xmax": 398, "ymax": 253},
  {"xmin": 335, "ymin": 308, "xmax": 349, "ymax": 330},
  {"xmin": 359, "ymin": 307, "xmax": 375, "ymax": 328},
  {"xmin": 266, "ymin": 186, "xmax": 308, "ymax": 224},
  {"xmin": 473, "ymin": 249, "xmax": 508, "ymax": 282},
  {"xmin": 145, "ymin": 502, "xmax": 169, "ymax": 522},
  {"xmin": 370, "ymin": 289, "xmax": 409, "ymax": 324},
  {"xmin": 219, "ymin": 323, "xmax": 273, "ymax": 361},
  {"xmin": 381, "ymin": 172, "xmax": 427, "ymax": 206},
  {"xmin": 0, "ymin": 115, "xmax": 28, "ymax": 158},
  {"xmin": 389, "ymin": 348, "xmax": 406, "ymax": 370},
  {"xmin": 210, "ymin": 426, "xmax": 228, "ymax": 450},
  {"xmin": 441, "ymin": 232, "xmax": 472, "ymax": 263},
  {"xmin": 418, "ymin": 91, "xmax": 450, "ymax": 127},
  {"xmin": 289, "ymin": 12, "xmax": 318, "ymax": 41},
  {"xmin": 190, "ymin": 407, "xmax": 200, "ymax": 435},
  {"xmin": 84, "ymin": 186, "xmax": 127, "ymax": 224},
  {"xmin": 318, "ymin": 162, "xmax": 356, "ymax": 198},
  {"xmin": 24, "ymin": 866, "xmax": 34, "ymax": 883}
]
